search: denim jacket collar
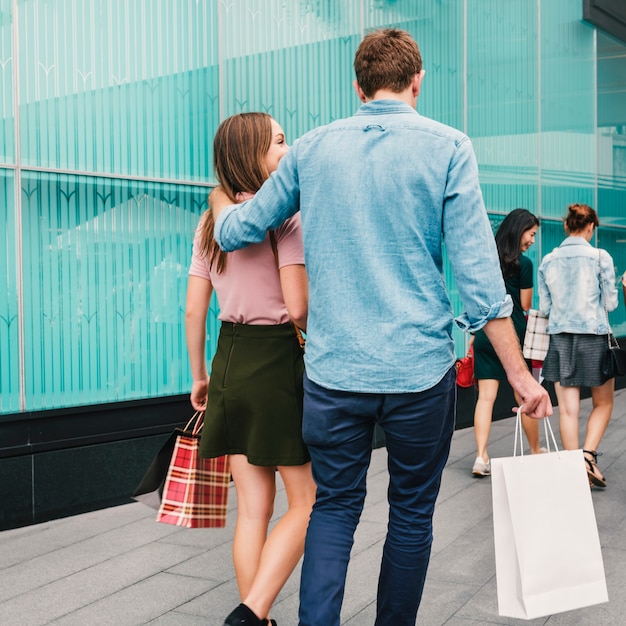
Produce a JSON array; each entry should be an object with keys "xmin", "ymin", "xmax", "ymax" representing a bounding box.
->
[{"xmin": 559, "ymin": 236, "xmax": 591, "ymax": 249}]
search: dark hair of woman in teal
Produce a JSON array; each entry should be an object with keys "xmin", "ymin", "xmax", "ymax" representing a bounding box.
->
[{"xmin": 495, "ymin": 208, "xmax": 540, "ymax": 280}]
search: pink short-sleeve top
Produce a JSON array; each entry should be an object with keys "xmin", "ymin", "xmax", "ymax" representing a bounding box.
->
[{"xmin": 189, "ymin": 213, "xmax": 305, "ymax": 325}]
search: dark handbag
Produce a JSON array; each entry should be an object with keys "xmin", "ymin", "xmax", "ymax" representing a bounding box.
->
[
  {"xmin": 599, "ymin": 254, "xmax": 626, "ymax": 378},
  {"xmin": 455, "ymin": 345, "xmax": 476, "ymax": 388},
  {"xmin": 601, "ymin": 335, "xmax": 626, "ymax": 378},
  {"xmin": 132, "ymin": 430, "xmax": 179, "ymax": 510}
]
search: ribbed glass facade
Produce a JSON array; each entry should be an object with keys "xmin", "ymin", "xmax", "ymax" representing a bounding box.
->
[{"xmin": 2, "ymin": 0, "xmax": 625, "ymax": 415}]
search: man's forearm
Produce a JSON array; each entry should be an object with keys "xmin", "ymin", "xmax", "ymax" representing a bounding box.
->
[
  {"xmin": 482, "ymin": 317, "xmax": 528, "ymax": 384},
  {"xmin": 482, "ymin": 316, "xmax": 552, "ymax": 418}
]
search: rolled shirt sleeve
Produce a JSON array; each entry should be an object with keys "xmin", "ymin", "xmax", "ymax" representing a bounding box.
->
[
  {"xmin": 454, "ymin": 295, "xmax": 514, "ymax": 333},
  {"xmin": 442, "ymin": 137, "xmax": 513, "ymax": 332}
]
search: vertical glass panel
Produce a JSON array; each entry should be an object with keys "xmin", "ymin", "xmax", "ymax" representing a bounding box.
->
[
  {"xmin": 0, "ymin": 1, "xmax": 14, "ymax": 162},
  {"xmin": 221, "ymin": 0, "xmax": 359, "ymax": 141},
  {"xmin": 598, "ymin": 226, "xmax": 626, "ymax": 335},
  {"xmin": 467, "ymin": 0, "xmax": 540, "ymax": 215},
  {"xmin": 0, "ymin": 169, "xmax": 20, "ymax": 414},
  {"xmin": 17, "ymin": 0, "xmax": 218, "ymax": 181},
  {"xmin": 20, "ymin": 171, "xmax": 211, "ymax": 411},
  {"xmin": 596, "ymin": 33, "xmax": 626, "ymax": 227},
  {"xmin": 540, "ymin": 0, "xmax": 596, "ymax": 217},
  {"xmin": 539, "ymin": 217, "xmax": 567, "ymax": 255},
  {"xmin": 365, "ymin": 0, "xmax": 464, "ymax": 130}
]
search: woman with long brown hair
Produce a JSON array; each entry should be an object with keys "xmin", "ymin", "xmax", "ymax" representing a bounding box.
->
[{"xmin": 185, "ymin": 112, "xmax": 315, "ymax": 626}]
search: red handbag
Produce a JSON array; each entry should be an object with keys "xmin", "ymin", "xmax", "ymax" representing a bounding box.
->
[{"xmin": 455, "ymin": 345, "xmax": 476, "ymax": 388}]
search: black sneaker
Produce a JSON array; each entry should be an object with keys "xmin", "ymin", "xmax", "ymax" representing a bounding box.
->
[{"xmin": 223, "ymin": 603, "xmax": 269, "ymax": 626}]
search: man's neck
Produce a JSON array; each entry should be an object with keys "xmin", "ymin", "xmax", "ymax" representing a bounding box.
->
[{"xmin": 367, "ymin": 87, "xmax": 416, "ymax": 109}]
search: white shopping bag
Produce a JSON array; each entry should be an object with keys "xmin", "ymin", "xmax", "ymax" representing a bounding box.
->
[{"xmin": 491, "ymin": 411, "xmax": 608, "ymax": 620}]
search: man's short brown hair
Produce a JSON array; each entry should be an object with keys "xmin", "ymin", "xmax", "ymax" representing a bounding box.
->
[{"xmin": 354, "ymin": 28, "xmax": 422, "ymax": 98}]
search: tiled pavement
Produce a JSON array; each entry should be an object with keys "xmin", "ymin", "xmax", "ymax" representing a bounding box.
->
[{"xmin": 1, "ymin": 389, "xmax": 624, "ymax": 625}]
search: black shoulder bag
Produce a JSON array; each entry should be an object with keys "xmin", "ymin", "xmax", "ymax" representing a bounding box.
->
[{"xmin": 599, "ymin": 250, "xmax": 626, "ymax": 378}]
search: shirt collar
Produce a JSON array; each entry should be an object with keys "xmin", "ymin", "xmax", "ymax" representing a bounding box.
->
[{"xmin": 355, "ymin": 99, "xmax": 417, "ymax": 116}]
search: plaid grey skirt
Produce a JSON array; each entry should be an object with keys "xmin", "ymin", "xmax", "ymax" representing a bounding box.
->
[{"xmin": 542, "ymin": 333, "xmax": 611, "ymax": 387}]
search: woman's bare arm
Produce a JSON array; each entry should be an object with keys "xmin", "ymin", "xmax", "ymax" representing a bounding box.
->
[
  {"xmin": 185, "ymin": 275, "xmax": 213, "ymax": 410},
  {"xmin": 279, "ymin": 264, "xmax": 308, "ymax": 332}
]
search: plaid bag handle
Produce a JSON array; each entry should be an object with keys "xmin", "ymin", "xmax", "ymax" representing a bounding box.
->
[{"xmin": 182, "ymin": 411, "xmax": 204, "ymax": 436}]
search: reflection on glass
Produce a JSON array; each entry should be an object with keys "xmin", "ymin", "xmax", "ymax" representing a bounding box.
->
[
  {"xmin": 20, "ymin": 172, "xmax": 210, "ymax": 410},
  {"xmin": 2, "ymin": 0, "xmax": 625, "ymax": 407},
  {"xmin": 0, "ymin": 170, "xmax": 19, "ymax": 413},
  {"xmin": 17, "ymin": 0, "xmax": 218, "ymax": 181},
  {"xmin": 0, "ymin": 1, "xmax": 14, "ymax": 163}
]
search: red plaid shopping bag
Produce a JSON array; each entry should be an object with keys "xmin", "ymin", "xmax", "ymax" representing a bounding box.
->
[{"xmin": 156, "ymin": 413, "xmax": 230, "ymax": 528}]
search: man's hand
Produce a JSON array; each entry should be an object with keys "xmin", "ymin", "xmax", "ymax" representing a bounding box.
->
[
  {"xmin": 208, "ymin": 186, "xmax": 231, "ymax": 222},
  {"xmin": 482, "ymin": 317, "xmax": 552, "ymax": 418},
  {"xmin": 510, "ymin": 373, "xmax": 552, "ymax": 419}
]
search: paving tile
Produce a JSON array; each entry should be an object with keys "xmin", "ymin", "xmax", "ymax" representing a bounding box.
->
[
  {"xmin": 0, "ymin": 390, "xmax": 623, "ymax": 625},
  {"xmin": 0, "ymin": 518, "xmax": 190, "ymax": 602},
  {"xmin": 0, "ymin": 542, "xmax": 203, "ymax": 625},
  {"xmin": 47, "ymin": 573, "xmax": 214, "ymax": 626}
]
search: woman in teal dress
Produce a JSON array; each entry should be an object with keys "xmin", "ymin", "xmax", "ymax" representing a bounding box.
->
[{"xmin": 471, "ymin": 209, "xmax": 542, "ymax": 476}]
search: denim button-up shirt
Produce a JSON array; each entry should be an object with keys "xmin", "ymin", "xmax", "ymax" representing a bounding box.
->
[
  {"xmin": 538, "ymin": 237, "xmax": 617, "ymax": 335},
  {"xmin": 215, "ymin": 100, "xmax": 511, "ymax": 393}
]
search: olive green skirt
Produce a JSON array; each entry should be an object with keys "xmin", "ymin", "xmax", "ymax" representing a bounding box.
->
[
  {"xmin": 473, "ymin": 322, "xmax": 529, "ymax": 381},
  {"xmin": 200, "ymin": 322, "xmax": 310, "ymax": 466}
]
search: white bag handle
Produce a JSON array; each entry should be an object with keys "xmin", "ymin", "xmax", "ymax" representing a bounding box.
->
[{"xmin": 513, "ymin": 406, "xmax": 559, "ymax": 458}]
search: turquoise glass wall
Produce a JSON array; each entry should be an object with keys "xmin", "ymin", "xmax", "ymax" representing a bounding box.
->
[
  {"xmin": 18, "ymin": 172, "xmax": 214, "ymax": 410},
  {"xmin": 0, "ymin": 4, "xmax": 13, "ymax": 162},
  {"xmin": 1, "ymin": 169, "xmax": 19, "ymax": 413},
  {"xmin": 16, "ymin": 0, "xmax": 219, "ymax": 180},
  {"xmin": 1, "ymin": 0, "xmax": 626, "ymax": 414}
]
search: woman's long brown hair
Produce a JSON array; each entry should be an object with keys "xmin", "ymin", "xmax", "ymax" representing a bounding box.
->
[{"xmin": 199, "ymin": 112, "xmax": 273, "ymax": 273}]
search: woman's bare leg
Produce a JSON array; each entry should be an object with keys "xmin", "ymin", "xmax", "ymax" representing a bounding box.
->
[
  {"xmin": 473, "ymin": 379, "xmax": 499, "ymax": 462},
  {"xmin": 582, "ymin": 379, "xmax": 614, "ymax": 484},
  {"xmin": 554, "ymin": 382, "xmax": 581, "ymax": 450},
  {"xmin": 243, "ymin": 463, "xmax": 316, "ymax": 620},
  {"xmin": 229, "ymin": 455, "xmax": 276, "ymax": 600},
  {"xmin": 583, "ymin": 379, "xmax": 614, "ymax": 452}
]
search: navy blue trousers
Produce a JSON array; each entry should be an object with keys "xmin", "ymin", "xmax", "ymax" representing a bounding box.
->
[{"xmin": 298, "ymin": 368, "xmax": 456, "ymax": 626}]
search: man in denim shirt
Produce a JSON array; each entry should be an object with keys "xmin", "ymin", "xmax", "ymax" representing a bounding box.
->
[{"xmin": 212, "ymin": 29, "xmax": 551, "ymax": 626}]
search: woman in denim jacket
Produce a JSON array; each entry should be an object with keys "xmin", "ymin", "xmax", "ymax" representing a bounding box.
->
[{"xmin": 538, "ymin": 203, "xmax": 618, "ymax": 487}]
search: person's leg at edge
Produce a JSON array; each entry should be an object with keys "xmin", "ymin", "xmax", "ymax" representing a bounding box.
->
[
  {"xmin": 229, "ymin": 455, "xmax": 276, "ymax": 604},
  {"xmin": 375, "ymin": 367, "xmax": 456, "ymax": 626},
  {"xmin": 298, "ymin": 374, "xmax": 376, "ymax": 626},
  {"xmin": 243, "ymin": 463, "xmax": 317, "ymax": 621},
  {"xmin": 554, "ymin": 382, "xmax": 581, "ymax": 450},
  {"xmin": 582, "ymin": 378, "xmax": 614, "ymax": 483},
  {"xmin": 473, "ymin": 378, "xmax": 499, "ymax": 464}
]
